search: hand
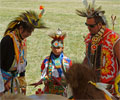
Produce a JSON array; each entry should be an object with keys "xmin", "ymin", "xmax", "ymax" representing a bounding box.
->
[
  {"xmin": 17, "ymin": 60, "xmax": 27, "ymax": 73},
  {"xmin": 0, "ymin": 92, "xmax": 3, "ymax": 96},
  {"xmin": 21, "ymin": 87, "xmax": 26, "ymax": 95},
  {"xmin": 4, "ymin": 81, "xmax": 10, "ymax": 91},
  {"xmin": 44, "ymin": 80, "xmax": 49, "ymax": 86}
]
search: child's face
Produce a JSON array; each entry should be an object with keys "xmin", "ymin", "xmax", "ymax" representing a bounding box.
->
[{"xmin": 51, "ymin": 47, "xmax": 63, "ymax": 56}]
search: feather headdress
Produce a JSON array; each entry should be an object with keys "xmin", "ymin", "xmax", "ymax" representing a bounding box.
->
[
  {"xmin": 5, "ymin": 6, "xmax": 46, "ymax": 34},
  {"xmin": 48, "ymin": 28, "xmax": 66, "ymax": 40},
  {"xmin": 76, "ymin": 0, "xmax": 107, "ymax": 24}
]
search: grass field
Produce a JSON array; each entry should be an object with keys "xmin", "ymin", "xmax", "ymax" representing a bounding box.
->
[{"xmin": 0, "ymin": 0, "xmax": 120, "ymax": 96}]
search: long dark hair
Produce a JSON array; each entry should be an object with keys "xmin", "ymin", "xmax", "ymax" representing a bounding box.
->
[
  {"xmin": 66, "ymin": 63, "xmax": 106, "ymax": 99},
  {"xmin": 4, "ymin": 21, "xmax": 34, "ymax": 35}
]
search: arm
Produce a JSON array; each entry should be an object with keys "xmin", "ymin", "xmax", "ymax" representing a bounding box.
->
[
  {"xmin": 18, "ymin": 71, "xmax": 27, "ymax": 89},
  {"xmin": 82, "ymin": 56, "xmax": 88, "ymax": 65},
  {"xmin": 0, "ymin": 36, "xmax": 15, "ymax": 91},
  {"xmin": 41, "ymin": 58, "xmax": 50, "ymax": 80},
  {"xmin": 114, "ymin": 39, "xmax": 120, "ymax": 66},
  {"xmin": 17, "ymin": 73, "xmax": 27, "ymax": 95},
  {"xmin": 41, "ymin": 60, "xmax": 45, "ymax": 76},
  {"xmin": 1, "ymin": 35, "xmax": 15, "ymax": 71},
  {"xmin": 113, "ymin": 39, "xmax": 120, "ymax": 97},
  {"xmin": 69, "ymin": 60, "xmax": 72, "ymax": 67}
]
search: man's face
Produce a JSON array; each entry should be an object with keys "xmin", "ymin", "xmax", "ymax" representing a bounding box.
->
[
  {"xmin": 51, "ymin": 47, "xmax": 63, "ymax": 56},
  {"xmin": 86, "ymin": 18, "xmax": 102, "ymax": 35},
  {"xmin": 19, "ymin": 26, "xmax": 34, "ymax": 39}
]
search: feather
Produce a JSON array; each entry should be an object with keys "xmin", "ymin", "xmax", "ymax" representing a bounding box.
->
[
  {"xmin": 89, "ymin": 81, "xmax": 114, "ymax": 99},
  {"xmin": 91, "ymin": 0, "xmax": 95, "ymax": 7},
  {"xmin": 82, "ymin": 0, "xmax": 88, "ymax": 8},
  {"xmin": 48, "ymin": 29, "xmax": 66, "ymax": 40},
  {"xmin": 4, "ymin": 10, "xmax": 47, "ymax": 35},
  {"xmin": 60, "ymin": 33, "xmax": 66, "ymax": 40},
  {"xmin": 76, "ymin": 10, "xmax": 88, "ymax": 17},
  {"xmin": 95, "ymin": 6, "xmax": 102, "ymax": 12},
  {"xmin": 56, "ymin": 28, "xmax": 62, "ymax": 35}
]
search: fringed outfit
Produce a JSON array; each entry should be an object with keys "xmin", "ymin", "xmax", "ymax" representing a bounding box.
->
[
  {"xmin": 1, "ymin": 30, "xmax": 27, "ymax": 94},
  {"xmin": 41, "ymin": 52, "xmax": 72, "ymax": 95},
  {"xmin": 0, "ymin": 10, "xmax": 45, "ymax": 94},
  {"xmin": 85, "ymin": 28, "xmax": 120, "ymax": 95},
  {"xmin": 0, "ymin": 69, "xmax": 5, "ymax": 93}
]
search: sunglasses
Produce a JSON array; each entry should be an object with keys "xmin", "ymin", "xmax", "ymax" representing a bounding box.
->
[{"xmin": 85, "ymin": 23, "xmax": 98, "ymax": 28}]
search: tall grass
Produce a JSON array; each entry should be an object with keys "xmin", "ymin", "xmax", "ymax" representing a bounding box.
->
[{"xmin": 0, "ymin": 0, "xmax": 120, "ymax": 96}]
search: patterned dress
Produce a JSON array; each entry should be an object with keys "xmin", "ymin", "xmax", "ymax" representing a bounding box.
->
[{"xmin": 41, "ymin": 52, "xmax": 72, "ymax": 96}]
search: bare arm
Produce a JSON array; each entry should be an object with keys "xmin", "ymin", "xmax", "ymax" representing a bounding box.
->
[
  {"xmin": 82, "ymin": 56, "xmax": 88, "ymax": 65},
  {"xmin": 114, "ymin": 39, "xmax": 120, "ymax": 65}
]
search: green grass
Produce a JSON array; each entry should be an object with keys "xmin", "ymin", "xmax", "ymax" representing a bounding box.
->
[{"xmin": 0, "ymin": 0, "xmax": 120, "ymax": 96}]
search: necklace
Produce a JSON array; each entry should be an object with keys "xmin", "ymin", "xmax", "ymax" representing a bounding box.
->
[{"xmin": 91, "ymin": 27, "xmax": 105, "ymax": 54}]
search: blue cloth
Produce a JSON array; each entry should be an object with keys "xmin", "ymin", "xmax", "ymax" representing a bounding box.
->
[
  {"xmin": 51, "ymin": 52, "xmax": 63, "ymax": 77},
  {"xmin": 0, "ymin": 68, "xmax": 5, "ymax": 92},
  {"xmin": 1, "ymin": 69, "xmax": 18, "ymax": 81}
]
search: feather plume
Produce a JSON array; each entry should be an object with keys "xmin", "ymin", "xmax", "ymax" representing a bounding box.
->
[
  {"xmin": 89, "ymin": 81, "xmax": 114, "ymax": 99},
  {"xmin": 76, "ymin": 10, "xmax": 88, "ymax": 17},
  {"xmin": 48, "ymin": 29, "xmax": 66, "ymax": 40},
  {"xmin": 91, "ymin": 0, "xmax": 95, "ymax": 7},
  {"xmin": 4, "ymin": 10, "xmax": 47, "ymax": 35},
  {"xmin": 95, "ymin": 6, "xmax": 102, "ymax": 12}
]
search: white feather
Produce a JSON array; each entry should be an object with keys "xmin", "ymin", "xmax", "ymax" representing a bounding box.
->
[
  {"xmin": 96, "ymin": 83, "xmax": 114, "ymax": 98},
  {"xmin": 89, "ymin": 81, "xmax": 115, "ymax": 99},
  {"xmin": 82, "ymin": 0, "xmax": 88, "ymax": 8},
  {"xmin": 56, "ymin": 28, "xmax": 62, "ymax": 35},
  {"xmin": 102, "ymin": 89, "xmax": 114, "ymax": 98},
  {"xmin": 91, "ymin": 0, "xmax": 95, "ymax": 7}
]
